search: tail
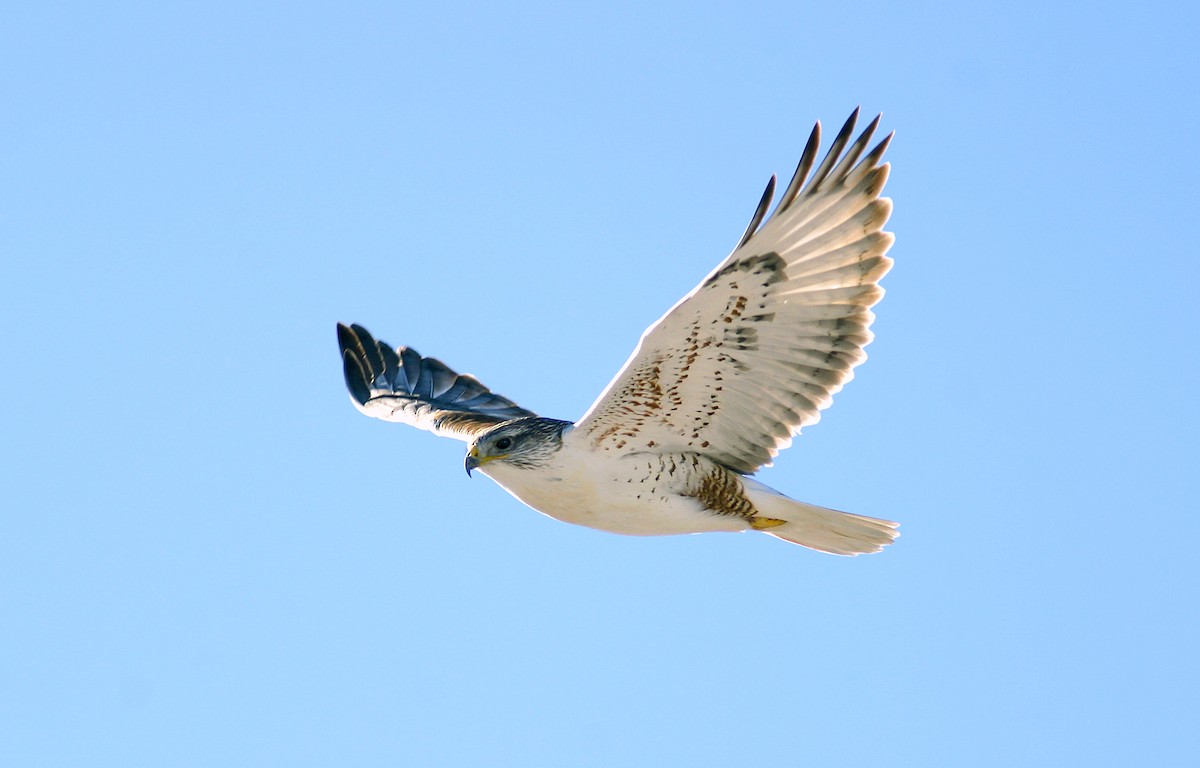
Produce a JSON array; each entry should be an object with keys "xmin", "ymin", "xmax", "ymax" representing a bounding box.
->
[{"xmin": 742, "ymin": 478, "xmax": 898, "ymax": 556}]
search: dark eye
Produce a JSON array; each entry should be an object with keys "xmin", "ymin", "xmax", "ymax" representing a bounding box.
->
[{"xmin": 494, "ymin": 437, "xmax": 513, "ymax": 451}]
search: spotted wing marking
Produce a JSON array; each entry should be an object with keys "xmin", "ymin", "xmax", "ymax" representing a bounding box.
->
[
  {"xmin": 582, "ymin": 252, "xmax": 791, "ymax": 459},
  {"xmin": 574, "ymin": 109, "xmax": 894, "ymax": 474}
]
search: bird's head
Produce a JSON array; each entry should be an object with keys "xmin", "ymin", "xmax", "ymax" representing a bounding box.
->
[{"xmin": 465, "ymin": 417, "xmax": 571, "ymax": 476}]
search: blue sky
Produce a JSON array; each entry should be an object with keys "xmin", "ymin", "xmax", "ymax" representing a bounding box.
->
[{"xmin": 3, "ymin": 1, "xmax": 1197, "ymax": 765}]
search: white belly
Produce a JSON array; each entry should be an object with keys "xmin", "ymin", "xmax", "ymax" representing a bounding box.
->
[{"xmin": 478, "ymin": 448, "xmax": 750, "ymax": 536}]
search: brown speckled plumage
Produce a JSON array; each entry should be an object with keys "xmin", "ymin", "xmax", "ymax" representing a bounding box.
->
[{"xmin": 337, "ymin": 109, "xmax": 900, "ymax": 554}]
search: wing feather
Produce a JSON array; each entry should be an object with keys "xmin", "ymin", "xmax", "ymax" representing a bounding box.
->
[
  {"xmin": 573, "ymin": 110, "xmax": 894, "ymax": 473},
  {"xmin": 805, "ymin": 107, "xmax": 862, "ymax": 193},
  {"xmin": 337, "ymin": 323, "xmax": 537, "ymax": 442}
]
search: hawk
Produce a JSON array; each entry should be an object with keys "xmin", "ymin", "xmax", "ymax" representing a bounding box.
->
[{"xmin": 338, "ymin": 109, "xmax": 898, "ymax": 554}]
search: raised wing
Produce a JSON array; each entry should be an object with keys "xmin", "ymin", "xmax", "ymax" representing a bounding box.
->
[
  {"xmin": 337, "ymin": 323, "xmax": 538, "ymax": 442},
  {"xmin": 573, "ymin": 109, "xmax": 893, "ymax": 474}
]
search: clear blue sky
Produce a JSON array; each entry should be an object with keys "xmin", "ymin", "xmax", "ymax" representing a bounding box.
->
[{"xmin": 3, "ymin": 2, "xmax": 1197, "ymax": 766}]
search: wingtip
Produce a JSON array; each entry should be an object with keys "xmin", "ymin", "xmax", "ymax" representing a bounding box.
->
[
  {"xmin": 840, "ymin": 107, "xmax": 861, "ymax": 136},
  {"xmin": 735, "ymin": 173, "xmax": 778, "ymax": 249},
  {"xmin": 776, "ymin": 121, "xmax": 823, "ymax": 214},
  {"xmin": 337, "ymin": 322, "xmax": 380, "ymax": 406},
  {"xmin": 337, "ymin": 321, "xmax": 371, "ymax": 349},
  {"xmin": 341, "ymin": 347, "xmax": 372, "ymax": 406}
]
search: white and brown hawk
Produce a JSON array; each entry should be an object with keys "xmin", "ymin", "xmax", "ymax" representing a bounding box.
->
[{"xmin": 338, "ymin": 109, "xmax": 898, "ymax": 554}]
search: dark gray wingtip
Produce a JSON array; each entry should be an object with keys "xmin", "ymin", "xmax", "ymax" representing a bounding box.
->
[
  {"xmin": 776, "ymin": 120, "xmax": 822, "ymax": 215},
  {"xmin": 860, "ymin": 128, "xmax": 894, "ymax": 171},
  {"xmin": 735, "ymin": 174, "xmax": 776, "ymax": 249},
  {"xmin": 806, "ymin": 107, "xmax": 860, "ymax": 193},
  {"xmin": 827, "ymin": 112, "xmax": 883, "ymax": 183},
  {"xmin": 337, "ymin": 323, "xmax": 374, "ymax": 406},
  {"xmin": 737, "ymin": 109, "xmax": 890, "ymax": 250},
  {"xmin": 340, "ymin": 324, "xmax": 367, "ymax": 408}
]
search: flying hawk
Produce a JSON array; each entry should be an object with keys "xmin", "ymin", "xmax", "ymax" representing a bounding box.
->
[{"xmin": 338, "ymin": 109, "xmax": 898, "ymax": 554}]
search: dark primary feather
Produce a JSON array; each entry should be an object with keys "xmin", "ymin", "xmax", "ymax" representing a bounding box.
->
[
  {"xmin": 736, "ymin": 175, "xmax": 776, "ymax": 251},
  {"xmin": 733, "ymin": 109, "xmax": 887, "ymax": 251},
  {"xmin": 337, "ymin": 323, "xmax": 538, "ymax": 441},
  {"xmin": 774, "ymin": 119, "xmax": 823, "ymax": 214},
  {"xmin": 805, "ymin": 107, "xmax": 862, "ymax": 195}
]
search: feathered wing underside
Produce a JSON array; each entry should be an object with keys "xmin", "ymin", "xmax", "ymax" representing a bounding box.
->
[
  {"xmin": 574, "ymin": 109, "xmax": 894, "ymax": 474},
  {"xmin": 337, "ymin": 323, "xmax": 538, "ymax": 442}
]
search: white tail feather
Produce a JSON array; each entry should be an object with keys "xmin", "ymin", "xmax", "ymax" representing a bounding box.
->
[{"xmin": 743, "ymin": 478, "xmax": 898, "ymax": 555}]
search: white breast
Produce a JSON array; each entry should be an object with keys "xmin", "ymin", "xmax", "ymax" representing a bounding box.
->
[{"xmin": 477, "ymin": 439, "xmax": 749, "ymax": 537}]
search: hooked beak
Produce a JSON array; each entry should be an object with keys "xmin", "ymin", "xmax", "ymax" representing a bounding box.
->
[{"xmin": 465, "ymin": 447, "xmax": 481, "ymax": 477}]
